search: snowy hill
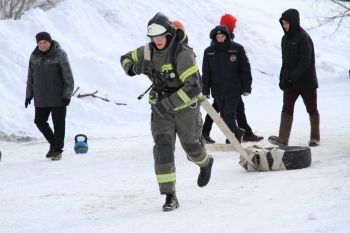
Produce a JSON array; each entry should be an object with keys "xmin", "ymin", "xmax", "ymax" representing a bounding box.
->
[
  {"xmin": 0, "ymin": 0, "xmax": 350, "ymax": 232},
  {"xmin": 0, "ymin": 0, "xmax": 349, "ymax": 138}
]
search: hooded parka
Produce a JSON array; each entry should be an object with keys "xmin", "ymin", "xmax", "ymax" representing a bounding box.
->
[
  {"xmin": 202, "ymin": 25, "xmax": 252, "ymax": 99},
  {"xmin": 279, "ymin": 9, "xmax": 318, "ymax": 90}
]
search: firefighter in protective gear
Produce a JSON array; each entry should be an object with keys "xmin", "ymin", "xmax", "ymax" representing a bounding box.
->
[{"xmin": 120, "ymin": 12, "xmax": 213, "ymax": 211}]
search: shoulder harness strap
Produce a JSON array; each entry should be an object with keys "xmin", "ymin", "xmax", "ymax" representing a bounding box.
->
[{"xmin": 170, "ymin": 39, "xmax": 183, "ymax": 74}]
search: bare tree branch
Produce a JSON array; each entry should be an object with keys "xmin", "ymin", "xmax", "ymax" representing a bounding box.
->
[
  {"xmin": 330, "ymin": 0, "xmax": 350, "ymax": 9},
  {"xmin": 308, "ymin": 0, "xmax": 350, "ymax": 34},
  {"xmin": 77, "ymin": 90, "xmax": 127, "ymax": 106},
  {"xmin": 0, "ymin": 0, "xmax": 61, "ymax": 20},
  {"xmin": 15, "ymin": 0, "xmax": 27, "ymax": 20},
  {"xmin": 72, "ymin": 86, "xmax": 80, "ymax": 96},
  {"xmin": 77, "ymin": 91, "xmax": 98, "ymax": 98}
]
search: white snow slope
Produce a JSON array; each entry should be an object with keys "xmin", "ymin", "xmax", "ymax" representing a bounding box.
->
[{"xmin": 0, "ymin": 0, "xmax": 349, "ymax": 233}]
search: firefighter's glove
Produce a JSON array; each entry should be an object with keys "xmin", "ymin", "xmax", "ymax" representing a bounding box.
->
[{"xmin": 133, "ymin": 60, "xmax": 154, "ymax": 75}]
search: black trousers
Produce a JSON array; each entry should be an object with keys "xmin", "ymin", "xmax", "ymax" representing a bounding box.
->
[
  {"xmin": 202, "ymin": 97, "xmax": 253, "ymax": 136},
  {"xmin": 34, "ymin": 107, "xmax": 66, "ymax": 152}
]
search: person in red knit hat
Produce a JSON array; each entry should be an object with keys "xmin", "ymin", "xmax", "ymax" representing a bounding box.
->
[
  {"xmin": 202, "ymin": 13, "xmax": 264, "ymax": 144},
  {"xmin": 220, "ymin": 13, "xmax": 237, "ymax": 35},
  {"xmin": 173, "ymin": 20, "xmax": 188, "ymax": 44}
]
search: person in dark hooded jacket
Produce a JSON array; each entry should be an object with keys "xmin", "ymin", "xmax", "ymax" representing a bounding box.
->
[
  {"xmin": 202, "ymin": 14, "xmax": 263, "ymax": 144},
  {"xmin": 269, "ymin": 9, "xmax": 320, "ymax": 147},
  {"xmin": 202, "ymin": 25, "xmax": 252, "ymax": 143},
  {"xmin": 25, "ymin": 32, "xmax": 74, "ymax": 160}
]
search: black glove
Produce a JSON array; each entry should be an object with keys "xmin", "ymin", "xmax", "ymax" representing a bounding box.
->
[
  {"xmin": 25, "ymin": 98, "xmax": 32, "ymax": 108},
  {"xmin": 279, "ymin": 82, "xmax": 284, "ymax": 91},
  {"xmin": 133, "ymin": 60, "xmax": 154, "ymax": 75},
  {"xmin": 62, "ymin": 98, "xmax": 71, "ymax": 106}
]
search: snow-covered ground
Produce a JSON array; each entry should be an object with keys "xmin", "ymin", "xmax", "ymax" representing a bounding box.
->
[{"xmin": 0, "ymin": 0, "xmax": 349, "ymax": 232}]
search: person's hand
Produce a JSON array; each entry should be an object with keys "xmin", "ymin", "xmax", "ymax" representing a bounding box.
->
[
  {"xmin": 62, "ymin": 98, "xmax": 71, "ymax": 106},
  {"xmin": 279, "ymin": 82, "xmax": 284, "ymax": 91},
  {"xmin": 133, "ymin": 60, "xmax": 154, "ymax": 75},
  {"xmin": 242, "ymin": 92, "xmax": 250, "ymax": 96},
  {"xmin": 25, "ymin": 98, "xmax": 32, "ymax": 108}
]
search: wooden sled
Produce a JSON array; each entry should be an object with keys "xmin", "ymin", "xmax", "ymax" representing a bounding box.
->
[{"xmin": 201, "ymin": 98, "xmax": 312, "ymax": 171}]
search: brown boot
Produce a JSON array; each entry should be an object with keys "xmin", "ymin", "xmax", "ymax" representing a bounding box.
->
[
  {"xmin": 51, "ymin": 151, "xmax": 62, "ymax": 161},
  {"xmin": 46, "ymin": 145, "xmax": 54, "ymax": 158},
  {"xmin": 202, "ymin": 135, "xmax": 215, "ymax": 144},
  {"xmin": 278, "ymin": 112, "xmax": 293, "ymax": 145},
  {"xmin": 309, "ymin": 115, "xmax": 320, "ymax": 147}
]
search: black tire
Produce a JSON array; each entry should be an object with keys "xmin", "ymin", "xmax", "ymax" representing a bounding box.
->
[
  {"xmin": 282, "ymin": 146, "xmax": 312, "ymax": 169},
  {"xmin": 264, "ymin": 146, "xmax": 312, "ymax": 170}
]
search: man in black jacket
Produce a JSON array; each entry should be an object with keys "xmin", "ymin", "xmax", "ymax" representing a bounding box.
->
[
  {"xmin": 25, "ymin": 32, "xmax": 74, "ymax": 160},
  {"xmin": 202, "ymin": 13, "xmax": 263, "ymax": 144},
  {"xmin": 269, "ymin": 9, "xmax": 320, "ymax": 147},
  {"xmin": 202, "ymin": 25, "xmax": 252, "ymax": 143}
]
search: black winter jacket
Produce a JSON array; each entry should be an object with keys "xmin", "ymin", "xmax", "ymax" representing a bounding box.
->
[
  {"xmin": 26, "ymin": 41, "xmax": 74, "ymax": 107},
  {"xmin": 202, "ymin": 25, "xmax": 252, "ymax": 99},
  {"xmin": 279, "ymin": 9, "xmax": 318, "ymax": 90}
]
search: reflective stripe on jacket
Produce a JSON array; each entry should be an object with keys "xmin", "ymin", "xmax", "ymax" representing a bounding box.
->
[{"xmin": 120, "ymin": 40, "xmax": 203, "ymax": 111}]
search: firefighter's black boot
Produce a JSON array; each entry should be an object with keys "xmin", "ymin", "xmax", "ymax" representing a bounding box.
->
[
  {"xmin": 197, "ymin": 155, "xmax": 214, "ymax": 187},
  {"xmin": 163, "ymin": 193, "xmax": 179, "ymax": 212}
]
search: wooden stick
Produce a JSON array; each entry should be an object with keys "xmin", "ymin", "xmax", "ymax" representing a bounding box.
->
[{"xmin": 201, "ymin": 98, "xmax": 256, "ymax": 168}]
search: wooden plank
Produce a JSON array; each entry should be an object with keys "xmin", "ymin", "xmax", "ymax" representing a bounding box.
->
[
  {"xmin": 206, "ymin": 143, "xmax": 238, "ymax": 152},
  {"xmin": 201, "ymin": 98, "xmax": 256, "ymax": 168}
]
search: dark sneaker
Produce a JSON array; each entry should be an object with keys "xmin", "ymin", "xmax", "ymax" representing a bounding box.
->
[
  {"xmin": 268, "ymin": 136, "xmax": 287, "ymax": 148},
  {"xmin": 242, "ymin": 134, "xmax": 264, "ymax": 142},
  {"xmin": 203, "ymin": 135, "xmax": 215, "ymax": 144},
  {"xmin": 46, "ymin": 146, "xmax": 55, "ymax": 158},
  {"xmin": 163, "ymin": 194, "xmax": 179, "ymax": 212},
  {"xmin": 51, "ymin": 151, "xmax": 62, "ymax": 161},
  {"xmin": 197, "ymin": 155, "xmax": 214, "ymax": 187},
  {"xmin": 308, "ymin": 139, "xmax": 320, "ymax": 147}
]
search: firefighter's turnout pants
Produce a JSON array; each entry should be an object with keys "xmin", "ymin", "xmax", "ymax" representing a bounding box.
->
[{"xmin": 151, "ymin": 104, "xmax": 209, "ymax": 194}]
